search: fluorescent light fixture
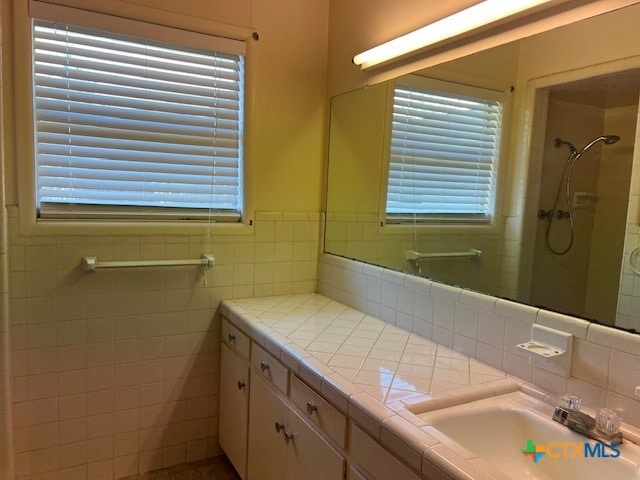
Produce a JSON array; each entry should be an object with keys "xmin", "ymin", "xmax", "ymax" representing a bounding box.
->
[{"xmin": 353, "ymin": 0, "xmax": 558, "ymax": 69}]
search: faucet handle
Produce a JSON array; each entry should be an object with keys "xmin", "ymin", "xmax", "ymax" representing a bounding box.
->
[
  {"xmin": 596, "ymin": 408, "xmax": 621, "ymax": 435},
  {"xmin": 558, "ymin": 393, "xmax": 582, "ymax": 411}
]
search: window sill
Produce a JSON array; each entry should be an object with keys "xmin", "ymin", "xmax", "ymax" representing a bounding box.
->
[
  {"xmin": 18, "ymin": 217, "xmax": 254, "ymax": 237},
  {"xmin": 378, "ymin": 222, "xmax": 500, "ymax": 236}
]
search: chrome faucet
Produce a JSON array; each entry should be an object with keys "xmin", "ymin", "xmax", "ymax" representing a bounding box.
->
[{"xmin": 552, "ymin": 394, "xmax": 623, "ymax": 446}]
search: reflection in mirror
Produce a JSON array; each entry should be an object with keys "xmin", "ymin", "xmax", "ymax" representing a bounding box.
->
[
  {"xmin": 522, "ymin": 70, "xmax": 639, "ymax": 327},
  {"xmin": 325, "ymin": 5, "xmax": 640, "ymax": 332}
]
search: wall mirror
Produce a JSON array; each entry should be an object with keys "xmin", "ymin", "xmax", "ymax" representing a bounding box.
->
[{"xmin": 325, "ymin": 4, "xmax": 640, "ymax": 332}]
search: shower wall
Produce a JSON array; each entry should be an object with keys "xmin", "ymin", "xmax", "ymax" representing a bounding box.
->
[
  {"xmin": 531, "ymin": 97, "xmax": 604, "ymax": 316},
  {"xmin": 585, "ymin": 106, "xmax": 636, "ymax": 322}
]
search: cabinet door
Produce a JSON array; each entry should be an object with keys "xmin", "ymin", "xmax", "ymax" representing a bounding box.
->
[
  {"xmin": 247, "ymin": 373, "xmax": 289, "ymax": 480},
  {"xmin": 286, "ymin": 408, "xmax": 345, "ymax": 480},
  {"xmin": 220, "ymin": 343, "xmax": 250, "ymax": 479}
]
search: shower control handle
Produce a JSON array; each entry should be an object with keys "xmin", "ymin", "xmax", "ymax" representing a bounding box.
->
[
  {"xmin": 556, "ymin": 210, "xmax": 571, "ymax": 219},
  {"xmin": 538, "ymin": 209, "xmax": 552, "ymax": 219}
]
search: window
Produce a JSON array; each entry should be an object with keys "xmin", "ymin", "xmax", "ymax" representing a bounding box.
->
[
  {"xmin": 32, "ymin": 18, "xmax": 244, "ymax": 222},
  {"xmin": 385, "ymin": 78, "xmax": 504, "ymax": 224}
]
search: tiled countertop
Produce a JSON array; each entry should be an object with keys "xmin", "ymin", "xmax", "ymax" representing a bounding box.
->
[{"xmin": 220, "ymin": 293, "xmax": 526, "ymax": 480}]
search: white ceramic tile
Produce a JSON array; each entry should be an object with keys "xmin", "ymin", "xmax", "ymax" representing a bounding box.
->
[
  {"xmin": 404, "ymin": 275, "xmax": 432, "ymax": 293},
  {"xmin": 503, "ymin": 318, "xmax": 535, "ymax": 358},
  {"xmin": 452, "ymin": 334, "xmax": 476, "ymax": 358},
  {"xmin": 567, "ymin": 378, "xmax": 607, "ymax": 409},
  {"xmin": 429, "ymin": 283, "xmax": 461, "ymax": 302},
  {"xmin": 431, "ymin": 326, "xmax": 453, "ymax": 349},
  {"xmin": 477, "ymin": 310, "xmax": 505, "ymax": 349},
  {"xmin": 570, "ymin": 339, "xmax": 610, "ymax": 386},
  {"xmin": 459, "ymin": 289, "xmax": 497, "ymax": 312},
  {"xmin": 495, "ymin": 298, "xmax": 539, "ymax": 323},
  {"xmin": 587, "ymin": 323, "xmax": 640, "ymax": 356},
  {"xmin": 502, "ymin": 352, "xmax": 532, "ymax": 382},
  {"xmin": 536, "ymin": 310, "xmax": 589, "ymax": 340},
  {"xmin": 453, "ymin": 304, "xmax": 478, "ymax": 338},
  {"xmin": 606, "ymin": 391, "xmax": 640, "ymax": 427},
  {"xmin": 432, "ymin": 298, "xmax": 454, "ymax": 330},
  {"xmin": 608, "ymin": 349, "xmax": 640, "ymax": 398},
  {"xmin": 532, "ymin": 367, "xmax": 567, "ymax": 394}
]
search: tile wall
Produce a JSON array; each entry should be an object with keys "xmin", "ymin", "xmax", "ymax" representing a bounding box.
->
[
  {"xmin": 1, "ymin": 202, "xmax": 13, "ymax": 476},
  {"xmin": 617, "ymin": 104, "xmax": 640, "ymax": 332},
  {"xmin": 317, "ymin": 252, "xmax": 640, "ymax": 429},
  {"xmin": 325, "ymin": 214, "xmax": 505, "ymax": 298},
  {"xmin": 6, "ymin": 208, "xmax": 319, "ymax": 480}
]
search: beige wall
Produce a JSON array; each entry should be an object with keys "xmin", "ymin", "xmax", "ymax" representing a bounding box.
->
[
  {"xmin": 250, "ymin": 0, "xmax": 328, "ymax": 213},
  {"xmin": 326, "ymin": 82, "xmax": 389, "ymax": 215},
  {"xmin": 586, "ymin": 106, "xmax": 636, "ymax": 324},
  {"xmin": 1, "ymin": 0, "xmax": 328, "ymax": 479}
]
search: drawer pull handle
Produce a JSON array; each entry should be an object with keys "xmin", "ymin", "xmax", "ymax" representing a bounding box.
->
[
  {"xmin": 306, "ymin": 402, "xmax": 318, "ymax": 415},
  {"xmin": 237, "ymin": 381, "xmax": 246, "ymax": 390},
  {"xmin": 228, "ymin": 333, "xmax": 236, "ymax": 342},
  {"xmin": 284, "ymin": 431, "xmax": 294, "ymax": 444},
  {"xmin": 275, "ymin": 422, "xmax": 285, "ymax": 433},
  {"xmin": 260, "ymin": 362, "xmax": 270, "ymax": 373}
]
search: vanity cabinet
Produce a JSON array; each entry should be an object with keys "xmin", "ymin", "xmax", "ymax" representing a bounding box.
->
[
  {"xmin": 248, "ymin": 372, "xmax": 345, "ymax": 480},
  {"xmin": 349, "ymin": 424, "xmax": 422, "ymax": 480},
  {"xmin": 219, "ymin": 322, "xmax": 251, "ymax": 479},
  {"xmin": 247, "ymin": 372, "xmax": 289, "ymax": 479},
  {"xmin": 219, "ymin": 315, "xmax": 424, "ymax": 480}
]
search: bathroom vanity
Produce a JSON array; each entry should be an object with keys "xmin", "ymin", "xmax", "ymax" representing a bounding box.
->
[
  {"xmin": 214, "ymin": 295, "xmax": 529, "ymax": 479},
  {"xmin": 217, "ymin": 293, "xmax": 640, "ymax": 480}
]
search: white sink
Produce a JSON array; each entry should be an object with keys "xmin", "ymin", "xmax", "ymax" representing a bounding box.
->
[{"xmin": 418, "ymin": 392, "xmax": 640, "ymax": 480}]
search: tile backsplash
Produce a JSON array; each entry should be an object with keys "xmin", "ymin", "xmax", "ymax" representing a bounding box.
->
[
  {"xmin": 6, "ymin": 207, "xmax": 318, "ymax": 480},
  {"xmin": 317, "ymin": 252, "xmax": 640, "ymax": 429}
]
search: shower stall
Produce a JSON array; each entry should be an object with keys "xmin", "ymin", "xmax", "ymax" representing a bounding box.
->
[
  {"xmin": 527, "ymin": 70, "xmax": 639, "ymax": 325},
  {"xmin": 541, "ymin": 134, "xmax": 620, "ymax": 256}
]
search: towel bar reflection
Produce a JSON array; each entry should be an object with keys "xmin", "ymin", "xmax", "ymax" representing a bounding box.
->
[
  {"xmin": 82, "ymin": 254, "xmax": 215, "ymax": 272},
  {"xmin": 406, "ymin": 249, "xmax": 482, "ymax": 261}
]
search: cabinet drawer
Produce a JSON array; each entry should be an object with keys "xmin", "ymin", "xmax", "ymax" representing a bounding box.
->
[
  {"xmin": 251, "ymin": 343, "xmax": 288, "ymax": 394},
  {"xmin": 222, "ymin": 317, "xmax": 250, "ymax": 360},
  {"xmin": 349, "ymin": 424, "xmax": 422, "ymax": 480},
  {"xmin": 290, "ymin": 375, "xmax": 346, "ymax": 448}
]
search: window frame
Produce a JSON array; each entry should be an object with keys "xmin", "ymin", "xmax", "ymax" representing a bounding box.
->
[
  {"xmin": 14, "ymin": 0, "xmax": 256, "ymax": 236},
  {"xmin": 379, "ymin": 75, "xmax": 511, "ymax": 235}
]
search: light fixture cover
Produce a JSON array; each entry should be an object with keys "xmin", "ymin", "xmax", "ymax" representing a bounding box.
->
[{"xmin": 353, "ymin": 0, "xmax": 559, "ymax": 69}]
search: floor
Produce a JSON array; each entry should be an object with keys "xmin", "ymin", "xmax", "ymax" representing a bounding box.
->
[{"xmin": 121, "ymin": 456, "xmax": 242, "ymax": 480}]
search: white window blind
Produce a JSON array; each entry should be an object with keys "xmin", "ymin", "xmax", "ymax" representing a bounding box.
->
[
  {"xmin": 32, "ymin": 19, "xmax": 244, "ymax": 221},
  {"xmin": 386, "ymin": 83, "xmax": 503, "ymax": 223}
]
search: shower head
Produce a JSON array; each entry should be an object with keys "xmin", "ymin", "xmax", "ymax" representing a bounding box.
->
[
  {"xmin": 554, "ymin": 138, "xmax": 577, "ymax": 154},
  {"xmin": 602, "ymin": 135, "xmax": 621, "ymax": 145},
  {"xmin": 577, "ymin": 134, "xmax": 621, "ymax": 156}
]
